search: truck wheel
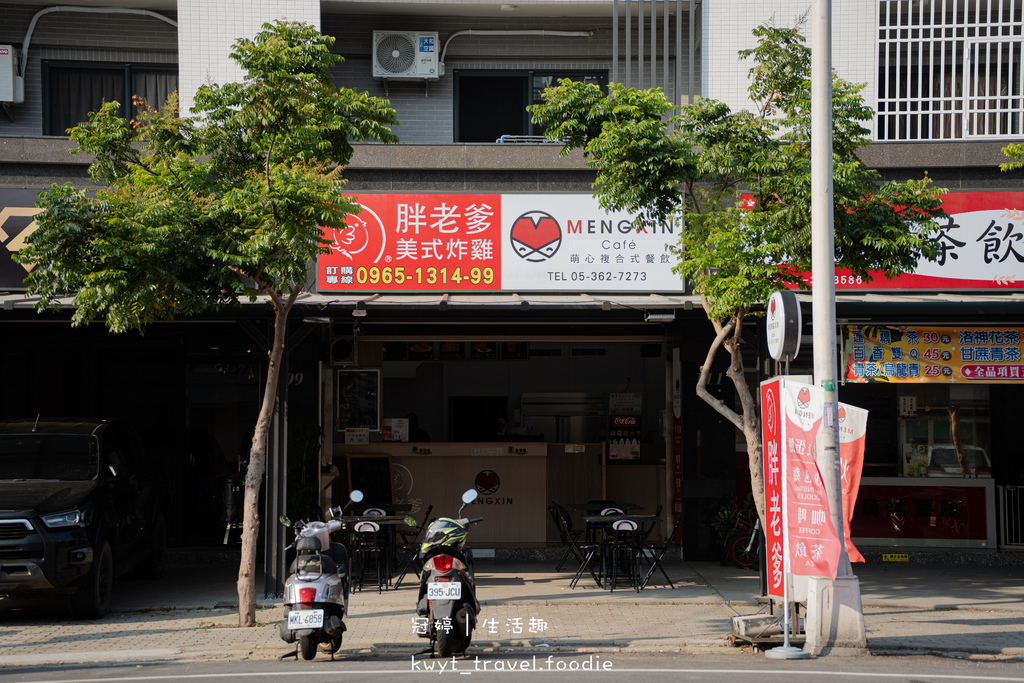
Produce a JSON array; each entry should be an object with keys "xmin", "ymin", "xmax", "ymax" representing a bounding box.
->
[
  {"xmin": 134, "ymin": 513, "xmax": 166, "ymax": 579},
  {"xmin": 72, "ymin": 542, "xmax": 113, "ymax": 619},
  {"xmin": 299, "ymin": 635, "xmax": 317, "ymax": 660}
]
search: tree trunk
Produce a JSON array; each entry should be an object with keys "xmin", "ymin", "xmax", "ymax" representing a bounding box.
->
[
  {"xmin": 237, "ymin": 299, "xmax": 293, "ymax": 627},
  {"xmin": 947, "ymin": 404, "xmax": 974, "ymax": 477}
]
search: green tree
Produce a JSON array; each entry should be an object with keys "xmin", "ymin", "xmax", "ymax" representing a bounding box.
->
[
  {"xmin": 530, "ymin": 22, "xmax": 946, "ymax": 524},
  {"xmin": 16, "ymin": 21, "xmax": 399, "ymax": 626}
]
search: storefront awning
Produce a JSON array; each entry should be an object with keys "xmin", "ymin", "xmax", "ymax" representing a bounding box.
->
[{"xmin": 4, "ymin": 289, "xmax": 1024, "ymax": 321}]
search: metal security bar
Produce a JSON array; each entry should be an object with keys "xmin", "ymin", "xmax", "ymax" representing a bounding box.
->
[
  {"xmin": 877, "ymin": 0, "xmax": 1024, "ymax": 140},
  {"xmin": 998, "ymin": 485, "xmax": 1024, "ymax": 548}
]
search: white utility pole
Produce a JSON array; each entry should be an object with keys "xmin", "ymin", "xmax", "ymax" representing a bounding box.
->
[{"xmin": 805, "ymin": 0, "xmax": 867, "ymax": 655}]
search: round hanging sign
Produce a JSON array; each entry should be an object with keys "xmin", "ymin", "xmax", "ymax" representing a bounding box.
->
[{"xmin": 765, "ymin": 290, "xmax": 802, "ymax": 362}]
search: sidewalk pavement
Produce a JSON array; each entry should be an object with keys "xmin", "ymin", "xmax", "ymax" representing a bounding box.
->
[{"xmin": 1, "ymin": 559, "xmax": 1022, "ymax": 667}]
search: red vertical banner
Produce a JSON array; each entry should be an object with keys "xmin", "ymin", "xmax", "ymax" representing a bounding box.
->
[
  {"xmin": 760, "ymin": 378, "xmax": 786, "ymax": 599},
  {"xmin": 782, "ymin": 381, "xmax": 841, "ymax": 580},
  {"xmin": 838, "ymin": 403, "xmax": 868, "ymax": 563}
]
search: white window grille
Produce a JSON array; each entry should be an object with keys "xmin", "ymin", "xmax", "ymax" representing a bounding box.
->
[{"xmin": 877, "ymin": 0, "xmax": 1024, "ymax": 141}]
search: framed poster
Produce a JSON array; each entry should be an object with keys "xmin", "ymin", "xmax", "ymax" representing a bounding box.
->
[{"xmin": 335, "ymin": 369, "xmax": 381, "ymax": 432}]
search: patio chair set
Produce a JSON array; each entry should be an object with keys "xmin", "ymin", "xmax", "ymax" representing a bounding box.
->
[{"xmin": 548, "ymin": 501, "xmax": 683, "ymax": 592}]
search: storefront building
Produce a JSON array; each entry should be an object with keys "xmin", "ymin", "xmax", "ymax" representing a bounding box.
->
[{"xmin": 3, "ymin": 1, "xmax": 1024, "ymax": 593}]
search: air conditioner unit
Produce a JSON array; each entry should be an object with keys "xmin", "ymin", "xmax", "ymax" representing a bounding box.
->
[
  {"xmin": 372, "ymin": 31, "xmax": 439, "ymax": 80},
  {"xmin": 0, "ymin": 45, "xmax": 22, "ymax": 103},
  {"xmin": 330, "ymin": 337, "xmax": 357, "ymax": 366}
]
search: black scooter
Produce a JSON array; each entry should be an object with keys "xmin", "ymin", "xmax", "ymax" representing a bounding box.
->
[{"xmin": 414, "ymin": 488, "xmax": 483, "ymax": 657}]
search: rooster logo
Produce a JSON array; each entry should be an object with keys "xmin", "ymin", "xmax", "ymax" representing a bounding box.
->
[{"xmin": 327, "ymin": 205, "xmax": 387, "ymax": 263}]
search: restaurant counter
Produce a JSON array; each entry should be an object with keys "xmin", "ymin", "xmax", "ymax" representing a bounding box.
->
[{"xmin": 331, "ymin": 442, "xmax": 607, "ymax": 545}]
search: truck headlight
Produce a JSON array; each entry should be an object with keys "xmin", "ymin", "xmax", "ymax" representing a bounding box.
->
[{"xmin": 41, "ymin": 509, "xmax": 89, "ymax": 528}]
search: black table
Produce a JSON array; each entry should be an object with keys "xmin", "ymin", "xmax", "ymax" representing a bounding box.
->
[
  {"xmin": 582, "ymin": 515, "xmax": 663, "ymax": 591},
  {"xmin": 341, "ymin": 515, "xmax": 417, "ymax": 589}
]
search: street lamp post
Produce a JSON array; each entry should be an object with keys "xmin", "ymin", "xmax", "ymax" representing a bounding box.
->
[{"xmin": 806, "ymin": 0, "xmax": 867, "ymax": 655}]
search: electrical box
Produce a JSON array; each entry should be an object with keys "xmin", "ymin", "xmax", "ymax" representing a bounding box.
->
[{"xmin": 0, "ymin": 45, "xmax": 19, "ymax": 103}]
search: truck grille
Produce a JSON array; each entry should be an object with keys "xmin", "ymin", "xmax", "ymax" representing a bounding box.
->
[
  {"xmin": 0, "ymin": 520, "xmax": 34, "ymax": 541},
  {"xmin": 0, "ymin": 546, "xmax": 42, "ymax": 561}
]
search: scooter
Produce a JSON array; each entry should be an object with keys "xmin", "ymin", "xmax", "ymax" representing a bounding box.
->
[
  {"xmin": 278, "ymin": 490, "xmax": 363, "ymax": 660},
  {"xmin": 414, "ymin": 488, "xmax": 483, "ymax": 657}
]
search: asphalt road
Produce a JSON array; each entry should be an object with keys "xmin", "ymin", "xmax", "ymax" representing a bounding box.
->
[{"xmin": 0, "ymin": 652, "xmax": 1022, "ymax": 683}]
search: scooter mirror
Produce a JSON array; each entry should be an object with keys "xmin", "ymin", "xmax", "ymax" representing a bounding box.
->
[
  {"xmin": 350, "ymin": 490, "xmax": 364, "ymax": 503},
  {"xmin": 404, "ymin": 516, "xmax": 417, "ymax": 527},
  {"xmin": 279, "ymin": 515, "xmax": 291, "ymax": 527},
  {"xmin": 462, "ymin": 489, "xmax": 478, "ymax": 505}
]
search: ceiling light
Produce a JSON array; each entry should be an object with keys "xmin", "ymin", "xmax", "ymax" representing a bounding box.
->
[
  {"xmin": 645, "ymin": 312, "xmax": 675, "ymax": 323},
  {"xmin": 500, "ymin": 4, "xmax": 518, "ymax": 11}
]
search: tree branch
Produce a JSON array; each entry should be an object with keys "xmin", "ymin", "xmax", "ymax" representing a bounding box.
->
[{"xmin": 695, "ymin": 298, "xmax": 746, "ymax": 432}]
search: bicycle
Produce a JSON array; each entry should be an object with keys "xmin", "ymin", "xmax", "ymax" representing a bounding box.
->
[{"xmin": 719, "ymin": 504, "xmax": 761, "ymax": 569}]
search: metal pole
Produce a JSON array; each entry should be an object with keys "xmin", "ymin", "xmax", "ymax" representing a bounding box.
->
[
  {"xmin": 806, "ymin": 0, "xmax": 867, "ymax": 655},
  {"xmin": 613, "ymin": 0, "xmax": 619, "ymax": 83}
]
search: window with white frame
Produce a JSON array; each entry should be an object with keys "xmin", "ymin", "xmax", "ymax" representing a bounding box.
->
[{"xmin": 878, "ymin": 0, "xmax": 1024, "ymax": 141}]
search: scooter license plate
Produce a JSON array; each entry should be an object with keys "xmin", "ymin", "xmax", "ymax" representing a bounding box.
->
[
  {"xmin": 427, "ymin": 582, "xmax": 462, "ymax": 600},
  {"xmin": 287, "ymin": 609, "xmax": 324, "ymax": 629}
]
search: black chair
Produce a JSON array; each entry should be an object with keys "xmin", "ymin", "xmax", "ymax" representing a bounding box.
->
[
  {"xmin": 549, "ymin": 502, "xmax": 584, "ymax": 572},
  {"xmin": 556, "ymin": 507, "xmax": 602, "ymax": 589},
  {"xmin": 636, "ymin": 504, "xmax": 664, "ymax": 548},
  {"xmin": 585, "ymin": 503, "xmax": 622, "ymax": 543},
  {"xmin": 639, "ymin": 513, "xmax": 685, "ymax": 590},
  {"xmin": 351, "ymin": 520, "xmax": 387, "ymax": 592},
  {"xmin": 603, "ymin": 519, "xmax": 640, "ymax": 591},
  {"xmin": 393, "ymin": 504, "xmax": 433, "ymax": 589}
]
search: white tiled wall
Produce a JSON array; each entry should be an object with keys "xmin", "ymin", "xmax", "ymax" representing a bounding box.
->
[
  {"xmin": 177, "ymin": 0, "xmax": 320, "ymax": 115},
  {"xmin": 702, "ymin": 0, "xmax": 875, "ymax": 129}
]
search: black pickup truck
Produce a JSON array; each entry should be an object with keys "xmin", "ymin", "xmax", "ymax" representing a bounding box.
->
[{"xmin": 0, "ymin": 418, "xmax": 166, "ymax": 618}]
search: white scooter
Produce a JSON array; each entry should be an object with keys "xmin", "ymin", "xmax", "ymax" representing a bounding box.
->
[{"xmin": 279, "ymin": 490, "xmax": 363, "ymax": 660}]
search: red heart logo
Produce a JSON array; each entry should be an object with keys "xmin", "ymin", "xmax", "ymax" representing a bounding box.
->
[
  {"xmin": 838, "ymin": 407, "xmax": 847, "ymax": 421},
  {"xmin": 511, "ymin": 215, "xmax": 560, "ymax": 251},
  {"xmin": 770, "ymin": 298, "xmax": 777, "ymax": 314},
  {"xmin": 798, "ymin": 388, "xmax": 810, "ymax": 404},
  {"xmin": 475, "ymin": 470, "xmax": 500, "ymax": 495}
]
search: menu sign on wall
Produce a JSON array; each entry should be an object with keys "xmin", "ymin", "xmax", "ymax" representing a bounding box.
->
[
  {"xmin": 317, "ymin": 193, "xmax": 683, "ymax": 293},
  {"xmin": 845, "ymin": 326, "xmax": 1024, "ymax": 383}
]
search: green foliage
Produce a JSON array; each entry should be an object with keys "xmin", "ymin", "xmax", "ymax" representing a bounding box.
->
[
  {"xmin": 1000, "ymin": 142, "xmax": 1024, "ymax": 172},
  {"xmin": 529, "ymin": 21, "xmax": 947, "ymax": 324},
  {"xmin": 711, "ymin": 492, "xmax": 755, "ymax": 544},
  {"xmin": 16, "ymin": 21, "xmax": 399, "ymax": 330}
]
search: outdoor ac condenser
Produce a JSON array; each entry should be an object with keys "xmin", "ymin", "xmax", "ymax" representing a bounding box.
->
[
  {"xmin": 372, "ymin": 31, "xmax": 439, "ymax": 80},
  {"xmin": 0, "ymin": 45, "xmax": 23, "ymax": 103}
]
